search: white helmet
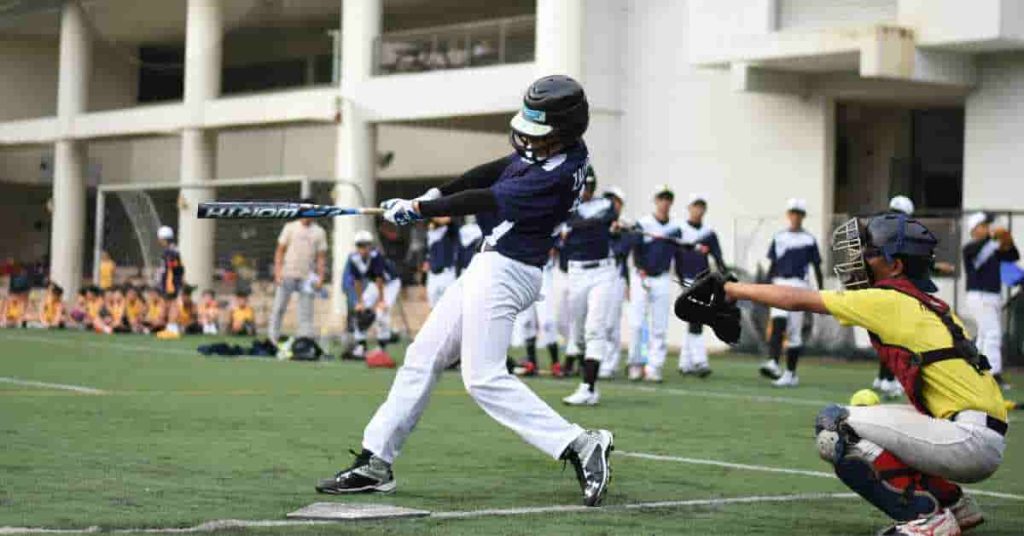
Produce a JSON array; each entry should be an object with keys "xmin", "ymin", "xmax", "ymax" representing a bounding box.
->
[
  {"xmin": 786, "ymin": 198, "xmax": 807, "ymax": 214},
  {"xmin": 888, "ymin": 195, "xmax": 915, "ymax": 216},
  {"xmin": 157, "ymin": 226, "xmax": 175, "ymax": 241},
  {"xmin": 354, "ymin": 230, "xmax": 374, "ymax": 247}
]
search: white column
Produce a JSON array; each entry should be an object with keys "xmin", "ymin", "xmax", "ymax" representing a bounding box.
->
[
  {"xmin": 50, "ymin": 0, "xmax": 92, "ymax": 298},
  {"xmin": 332, "ymin": 0, "xmax": 381, "ymax": 313},
  {"xmin": 535, "ymin": 0, "xmax": 584, "ymax": 79},
  {"xmin": 178, "ymin": 0, "xmax": 222, "ymax": 290}
]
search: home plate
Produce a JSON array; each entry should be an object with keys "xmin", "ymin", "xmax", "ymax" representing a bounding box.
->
[{"xmin": 286, "ymin": 502, "xmax": 431, "ymax": 521}]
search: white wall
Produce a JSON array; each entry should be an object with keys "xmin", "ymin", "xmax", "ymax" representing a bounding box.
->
[
  {"xmin": 619, "ymin": 0, "xmax": 832, "ymax": 351},
  {"xmin": 0, "ymin": 39, "xmax": 59, "ymax": 121},
  {"xmin": 778, "ymin": 0, "xmax": 897, "ymax": 31}
]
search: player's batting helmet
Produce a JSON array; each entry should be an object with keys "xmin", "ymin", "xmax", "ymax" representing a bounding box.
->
[
  {"xmin": 510, "ymin": 75, "xmax": 589, "ymax": 161},
  {"xmin": 832, "ymin": 213, "xmax": 938, "ymax": 291}
]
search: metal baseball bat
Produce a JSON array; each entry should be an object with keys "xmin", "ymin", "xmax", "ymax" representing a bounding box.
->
[{"xmin": 198, "ymin": 202, "xmax": 384, "ymax": 219}]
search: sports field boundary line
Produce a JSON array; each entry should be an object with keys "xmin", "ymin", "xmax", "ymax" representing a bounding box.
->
[
  {"xmin": 0, "ymin": 492, "xmax": 859, "ymax": 534},
  {"xmin": 618, "ymin": 451, "xmax": 1024, "ymax": 501},
  {"xmin": 0, "ymin": 377, "xmax": 105, "ymax": 395}
]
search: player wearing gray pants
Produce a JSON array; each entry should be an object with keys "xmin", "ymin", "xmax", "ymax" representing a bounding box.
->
[{"xmin": 268, "ymin": 213, "xmax": 327, "ymax": 342}]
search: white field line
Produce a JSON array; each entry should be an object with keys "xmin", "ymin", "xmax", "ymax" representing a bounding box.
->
[
  {"xmin": 0, "ymin": 492, "xmax": 859, "ymax": 534},
  {"xmin": 0, "ymin": 377, "xmax": 105, "ymax": 395},
  {"xmin": 618, "ymin": 451, "xmax": 1024, "ymax": 501}
]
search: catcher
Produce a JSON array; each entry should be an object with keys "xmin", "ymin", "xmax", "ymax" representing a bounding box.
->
[{"xmin": 675, "ymin": 213, "xmax": 1007, "ymax": 536}]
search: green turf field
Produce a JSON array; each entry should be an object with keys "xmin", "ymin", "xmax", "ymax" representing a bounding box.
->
[{"xmin": 1, "ymin": 329, "xmax": 1021, "ymax": 535}]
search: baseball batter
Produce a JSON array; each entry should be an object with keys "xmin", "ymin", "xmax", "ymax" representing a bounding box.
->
[
  {"xmin": 759, "ymin": 198, "xmax": 823, "ymax": 387},
  {"xmin": 675, "ymin": 194, "xmax": 724, "ymax": 377},
  {"xmin": 626, "ymin": 185, "xmax": 685, "ymax": 382},
  {"xmin": 560, "ymin": 166, "xmax": 620, "ymax": 406},
  {"xmin": 676, "ymin": 214, "xmax": 1007, "ymax": 535},
  {"xmin": 316, "ymin": 76, "xmax": 613, "ymax": 506},
  {"xmin": 962, "ymin": 211, "xmax": 1019, "ymax": 390}
]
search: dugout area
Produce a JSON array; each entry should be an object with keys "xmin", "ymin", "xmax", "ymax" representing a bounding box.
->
[{"xmin": 0, "ymin": 329, "xmax": 1021, "ymax": 535}]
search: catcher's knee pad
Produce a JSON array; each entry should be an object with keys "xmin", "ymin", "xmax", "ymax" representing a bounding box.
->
[
  {"xmin": 835, "ymin": 450, "xmax": 950, "ymax": 522},
  {"xmin": 814, "ymin": 404, "xmax": 855, "ymax": 463}
]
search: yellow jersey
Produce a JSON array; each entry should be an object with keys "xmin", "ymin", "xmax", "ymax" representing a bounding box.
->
[
  {"xmin": 125, "ymin": 298, "xmax": 144, "ymax": 324},
  {"xmin": 231, "ymin": 306, "xmax": 254, "ymax": 331},
  {"xmin": 822, "ymin": 288, "xmax": 1006, "ymax": 421},
  {"xmin": 145, "ymin": 300, "xmax": 165, "ymax": 325},
  {"xmin": 99, "ymin": 259, "xmax": 115, "ymax": 289},
  {"xmin": 4, "ymin": 297, "xmax": 25, "ymax": 323},
  {"xmin": 86, "ymin": 298, "xmax": 104, "ymax": 323},
  {"xmin": 41, "ymin": 298, "xmax": 62, "ymax": 325}
]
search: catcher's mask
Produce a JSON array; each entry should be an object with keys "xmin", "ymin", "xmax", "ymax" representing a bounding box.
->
[{"xmin": 831, "ymin": 214, "xmax": 938, "ymax": 291}]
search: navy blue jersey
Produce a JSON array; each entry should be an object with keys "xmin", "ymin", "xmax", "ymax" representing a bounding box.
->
[
  {"xmin": 485, "ymin": 144, "xmax": 590, "ymax": 267},
  {"xmin": 632, "ymin": 215, "xmax": 683, "ymax": 276},
  {"xmin": 767, "ymin": 229, "xmax": 821, "ymax": 280},
  {"xmin": 676, "ymin": 220, "xmax": 723, "ymax": 280},
  {"xmin": 610, "ymin": 233, "xmax": 632, "ymax": 279},
  {"xmin": 963, "ymin": 239, "xmax": 1020, "ymax": 293},
  {"xmin": 343, "ymin": 250, "xmax": 385, "ymax": 290},
  {"xmin": 456, "ymin": 221, "xmax": 482, "ymax": 275},
  {"xmin": 476, "ymin": 211, "xmax": 499, "ymax": 239},
  {"xmin": 426, "ymin": 224, "xmax": 458, "ymax": 273},
  {"xmin": 561, "ymin": 196, "xmax": 618, "ymax": 262}
]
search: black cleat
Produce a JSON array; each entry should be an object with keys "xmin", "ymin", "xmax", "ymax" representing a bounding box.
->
[
  {"xmin": 562, "ymin": 430, "xmax": 614, "ymax": 507},
  {"xmin": 316, "ymin": 449, "xmax": 396, "ymax": 494}
]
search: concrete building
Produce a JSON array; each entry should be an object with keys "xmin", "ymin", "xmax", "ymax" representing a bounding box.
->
[{"xmin": 2, "ymin": 0, "xmax": 1024, "ymax": 349}]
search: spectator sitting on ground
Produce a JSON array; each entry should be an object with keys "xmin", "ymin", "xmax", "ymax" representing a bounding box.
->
[
  {"xmin": 29, "ymin": 283, "xmax": 64, "ymax": 329},
  {"xmin": 85, "ymin": 286, "xmax": 104, "ymax": 330},
  {"xmin": 229, "ymin": 290, "xmax": 256, "ymax": 336},
  {"xmin": 198, "ymin": 289, "xmax": 220, "ymax": 335},
  {"xmin": 143, "ymin": 286, "xmax": 166, "ymax": 334},
  {"xmin": 176, "ymin": 285, "xmax": 201, "ymax": 335},
  {"xmin": 1, "ymin": 288, "xmax": 28, "ymax": 329},
  {"xmin": 68, "ymin": 289, "xmax": 88, "ymax": 328},
  {"xmin": 124, "ymin": 286, "xmax": 145, "ymax": 333}
]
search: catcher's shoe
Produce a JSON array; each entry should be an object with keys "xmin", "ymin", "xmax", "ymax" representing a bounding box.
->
[
  {"xmin": 563, "ymin": 383, "xmax": 599, "ymax": 406},
  {"xmin": 627, "ymin": 365, "xmax": 644, "ymax": 381},
  {"xmin": 759, "ymin": 359, "xmax": 782, "ymax": 380},
  {"xmin": 514, "ymin": 361, "xmax": 538, "ymax": 377},
  {"xmin": 878, "ymin": 508, "xmax": 960, "ymax": 536},
  {"xmin": 950, "ymin": 494, "xmax": 984, "ymax": 531},
  {"xmin": 316, "ymin": 449, "xmax": 395, "ymax": 494},
  {"xmin": 550, "ymin": 362, "xmax": 565, "ymax": 378},
  {"xmin": 562, "ymin": 429, "xmax": 614, "ymax": 507}
]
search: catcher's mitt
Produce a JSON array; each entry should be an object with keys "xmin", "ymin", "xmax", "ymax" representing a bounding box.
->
[
  {"xmin": 354, "ymin": 308, "xmax": 376, "ymax": 331},
  {"xmin": 674, "ymin": 270, "xmax": 741, "ymax": 344}
]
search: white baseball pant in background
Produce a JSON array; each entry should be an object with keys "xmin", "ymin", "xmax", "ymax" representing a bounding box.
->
[
  {"xmin": 628, "ymin": 272, "xmax": 672, "ymax": 373},
  {"xmin": 357, "ymin": 278, "xmax": 402, "ymax": 342},
  {"xmin": 966, "ymin": 290, "xmax": 1003, "ymax": 374},
  {"xmin": 769, "ymin": 277, "xmax": 809, "ymax": 349},
  {"xmin": 362, "ymin": 251, "xmax": 585, "ymax": 463},
  {"xmin": 600, "ymin": 273, "xmax": 628, "ymax": 376},
  {"xmin": 511, "ymin": 264, "xmax": 558, "ymax": 348},
  {"xmin": 846, "ymin": 404, "xmax": 1004, "ymax": 483},
  {"xmin": 426, "ymin": 268, "xmax": 456, "ymax": 308},
  {"xmin": 565, "ymin": 261, "xmax": 619, "ymax": 362}
]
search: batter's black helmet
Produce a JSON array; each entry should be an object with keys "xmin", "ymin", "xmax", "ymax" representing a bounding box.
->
[{"xmin": 510, "ymin": 75, "xmax": 589, "ymax": 159}]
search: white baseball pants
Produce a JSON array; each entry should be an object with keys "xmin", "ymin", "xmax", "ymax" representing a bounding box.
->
[
  {"xmin": 769, "ymin": 277, "xmax": 809, "ymax": 349},
  {"xmin": 565, "ymin": 262, "xmax": 619, "ymax": 361},
  {"xmin": 358, "ymin": 278, "xmax": 402, "ymax": 342},
  {"xmin": 628, "ymin": 272, "xmax": 672, "ymax": 372},
  {"xmin": 362, "ymin": 251, "xmax": 585, "ymax": 463},
  {"xmin": 426, "ymin": 268, "xmax": 456, "ymax": 308},
  {"xmin": 600, "ymin": 274, "xmax": 628, "ymax": 376},
  {"xmin": 846, "ymin": 404, "xmax": 1004, "ymax": 483},
  {"xmin": 966, "ymin": 291, "xmax": 1003, "ymax": 374},
  {"xmin": 511, "ymin": 266, "xmax": 558, "ymax": 347}
]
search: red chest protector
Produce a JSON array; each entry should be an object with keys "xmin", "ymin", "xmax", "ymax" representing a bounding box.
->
[{"xmin": 867, "ymin": 278, "xmax": 991, "ymax": 416}]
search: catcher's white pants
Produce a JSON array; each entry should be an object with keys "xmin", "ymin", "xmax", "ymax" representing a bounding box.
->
[
  {"xmin": 628, "ymin": 272, "xmax": 671, "ymax": 372},
  {"xmin": 966, "ymin": 291, "xmax": 1003, "ymax": 374},
  {"xmin": 357, "ymin": 279, "xmax": 402, "ymax": 342},
  {"xmin": 846, "ymin": 404, "xmax": 1004, "ymax": 483},
  {"xmin": 362, "ymin": 251, "xmax": 585, "ymax": 463},
  {"xmin": 600, "ymin": 273, "xmax": 628, "ymax": 375},
  {"xmin": 565, "ymin": 261, "xmax": 619, "ymax": 361},
  {"xmin": 426, "ymin": 268, "xmax": 456, "ymax": 308},
  {"xmin": 769, "ymin": 277, "xmax": 809, "ymax": 349}
]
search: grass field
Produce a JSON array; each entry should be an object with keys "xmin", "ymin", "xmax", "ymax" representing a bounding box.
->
[{"xmin": 1, "ymin": 329, "xmax": 1021, "ymax": 535}]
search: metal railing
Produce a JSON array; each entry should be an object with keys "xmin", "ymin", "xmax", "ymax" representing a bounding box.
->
[{"xmin": 374, "ymin": 15, "xmax": 535, "ymax": 75}]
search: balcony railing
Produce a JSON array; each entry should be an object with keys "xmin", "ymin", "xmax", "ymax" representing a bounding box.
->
[{"xmin": 374, "ymin": 15, "xmax": 535, "ymax": 75}]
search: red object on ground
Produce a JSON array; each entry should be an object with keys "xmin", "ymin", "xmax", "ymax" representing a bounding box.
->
[{"xmin": 366, "ymin": 349, "xmax": 396, "ymax": 368}]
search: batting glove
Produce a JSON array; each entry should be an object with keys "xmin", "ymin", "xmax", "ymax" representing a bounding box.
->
[{"xmin": 380, "ymin": 198, "xmax": 422, "ymax": 226}]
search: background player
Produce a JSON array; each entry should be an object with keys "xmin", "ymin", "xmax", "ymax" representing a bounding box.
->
[
  {"xmin": 599, "ymin": 187, "xmax": 628, "ymax": 379},
  {"xmin": 268, "ymin": 200, "xmax": 328, "ymax": 342},
  {"xmin": 675, "ymin": 194, "xmax": 724, "ymax": 378},
  {"xmin": 560, "ymin": 166, "xmax": 619, "ymax": 406},
  {"xmin": 759, "ymin": 198, "xmax": 823, "ymax": 387},
  {"xmin": 681, "ymin": 214, "xmax": 1006, "ymax": 535},
  {"xmin": 316, "ymin": 76, "xmax": 613, "ymax": 507},
  {"xmin": 963, "ymin": 211, "xmax": 1019, "ymax": 389},
  {"xmin": 156, "ymin": 226, "xmax": 184, "ymax": 337},
  {"xmin": 343, "ymin": 231, "xmax": 400, "ymax": 358},
  {"xmin": 512, "ymin": 247, "xmax": 562, "ymax": 378},
  {"xmin": 424, "ymin": 216, "xmax": 458, "ymax": 308},
  {"xmin": 626, "ymin": 185, "xmax": 683, "ymax": 382}
]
